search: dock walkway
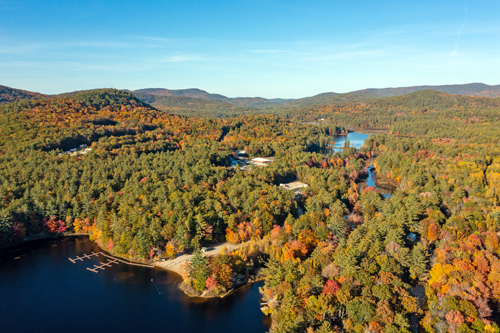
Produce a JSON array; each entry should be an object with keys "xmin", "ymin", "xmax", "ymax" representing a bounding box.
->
[{"xmin": 68, "ymin": 251, "xmax": 153, "ymax": 273}]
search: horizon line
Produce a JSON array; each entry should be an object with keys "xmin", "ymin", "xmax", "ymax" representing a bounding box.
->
[{"xmin": 2, "ymin": 81, "xmax": 499, "ymax": 100}]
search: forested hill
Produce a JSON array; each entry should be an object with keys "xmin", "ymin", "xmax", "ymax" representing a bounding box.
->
[
  {"xmin": 0, "ymin": 86, "xmax": 152, "ymax": 108},
  {"xmin": 133, "ymin": 82, "xmax": 500, "ymax": 109},
  {"xmin": 282, "ymin": 83, "xmax": 500, "ymax": 107},
  {"xmin": 134, "ymin": 88, "xmax": 288, "ymax": 107},
  {"xmin": 71, "ymin": 89, "xmax": 152, "ymax": 109},
  {"xmin": 354, "ymin": 82, "xmax": 500, "ymax": 98},
  {"xmin": 3, "ymin": 82, "xmax": 499, "ymax": 113},
  {"xmin": 0, "ymin": 89, "xmax": 183, "ymax": 153},
  {"xmin": 288, "ymin": 89, "xmax": 500, "ymax": 121},
  {"xmin": 132, "ymin": 91, "xmax": 263, "ymax": 117},
  {"xmin": 287, "ymin": 90, "xmax": 500, "ymax": 142},
  {"xmin": 134, "ymin": 88, "xmax": 383, "ymax": 108},
  {"xmin": 133, "ymin": 87, "xmax": 500, "ymax": 118},
  {"xmin": 356, "ymin": 89, "xmax": 500, "ymax": 109},
  {"xmin": 0, "ymin": 85, "xmax": 47, "ymax": 104},
  {"xmin": 280, "ymin": 91, "xmax": 380, "ymax": 107}
]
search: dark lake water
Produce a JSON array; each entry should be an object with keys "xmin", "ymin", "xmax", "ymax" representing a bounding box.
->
[{"xmin": 0, "ymin": 237, "xmax": 270, "ymax": 333}]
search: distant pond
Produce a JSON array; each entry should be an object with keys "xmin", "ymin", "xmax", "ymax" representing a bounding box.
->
[
  {"xmin": 325, "ymin": 131, "xmax": 370, "ymax": 152},
  {"xmin": 0, "ymin": 237, "xmax": 270, "ymax": 333}
]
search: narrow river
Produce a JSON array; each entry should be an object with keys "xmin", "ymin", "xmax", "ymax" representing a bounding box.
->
[{"xmin": 325, "ymin": 132, "xmax": 393, "ymax": 197}]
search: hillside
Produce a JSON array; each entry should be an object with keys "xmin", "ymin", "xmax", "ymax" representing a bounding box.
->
[
  {"xmin": 0, "ymin": 89, "xmax": 182, "ymax": 153},
  {"xmin": 283, "ymin": 83, "xmax": 500, "ymax": 107},
  {"xmin": 134, "ymin": 87, "xmax": 500, "ymax": 119},
  {"xmin": 2, "ymin": 82, "xmax": 499, "ymax": 110},
  {"xmin": 70, "ymin": 89, "xmax": 152, "ymax": 109},
  {"xmin": 132, "ymin": 92, "xmax": 262, "ymax": 117},
  {"xmin": 134, "ymin": 82, "xmax": 500, "ymax": 109},
  {"xmin": 290, "ymin": 89, "xmax": 500, "ymax": 117},
  {"xmin": 134, "ymin": 88, "xmax": 287, "ymax": 107},
  {"xmin": 355, "ymin": 82, "xmax": 500, "ymax": 98},
  {"xmin": 0, "ymin": 85, "xmax": 47, "ymax": 104},
  {"xmin": 356, "ymin": 89, "xmax": 500, "ymax": 110},
  {"xmin": 283, "ymin": 91, "xmax": 380, "ymax": 107},
  {"xmin": 134, "ymin": 88, "xmax": 377, "ymax": 108},
  {"xmin": 286, "ymin": 89, "xmax": 500, "ymax": 141}
]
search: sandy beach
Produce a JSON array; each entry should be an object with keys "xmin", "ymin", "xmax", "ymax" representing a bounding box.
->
[{"xmin": 153, "ymin": 242, "xmax": 244, "ymax": 274}]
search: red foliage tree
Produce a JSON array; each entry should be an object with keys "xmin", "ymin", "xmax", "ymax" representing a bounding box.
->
[
  {"xmin": 107, "ymin": 238, "xmax": 114, "ymax": 251},
  {"xmin": 322, "ymin": 279, "xmax": 340, "ymax": 296},
  {"xmin": 44, "ymin": 216, "xmax": 68, "ymax": 233},
  {"xmin": 12, "ymin": 222, "xmax": 27, "ymax": 239},
  {"xmin": 206, "ymin": 277, "xmax": 219, "ymax": 291}
]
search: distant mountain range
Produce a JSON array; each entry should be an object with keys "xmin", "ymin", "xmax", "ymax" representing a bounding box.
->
[
  {"xmin": 132, "ymin": 91, "xmax": 260, "ymax": 117},
  {"xmin": 132, "ymin": 83, "xmax": 500, "ymax": 108},
  {"xmin": 2, "ymin": 83, "xmax": 499, "ymax": 111},
  {"xmin": 133, "ymin": 88, "xmax": 290, "ymax": 107},
  {"xmin": 354, "ymin": 82, "xmax": 500, "ymax": 98}
]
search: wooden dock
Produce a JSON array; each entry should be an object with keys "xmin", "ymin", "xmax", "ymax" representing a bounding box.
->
[
  {"xmin": 69, "ymin": 251, "xmax": 153, "ymax": 273},
  {"xmin": 86, "ymin": 259, "xmax": 119, "ymax": 273},
  {"xmin": 68, "ymin": 252, "xmax": 99, "ymax": 263}
]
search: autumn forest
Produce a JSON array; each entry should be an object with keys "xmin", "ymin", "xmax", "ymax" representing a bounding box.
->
[{"xmin": 1, "ymin": 85, "xmax": 500, "ymax": 333}]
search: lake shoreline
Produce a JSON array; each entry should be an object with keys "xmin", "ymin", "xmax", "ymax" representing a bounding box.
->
[
  {"xmin": 1, "ymin": 234, "xmax": 263, "ymax": 301},
  {"xmin": 179, "ymin": 275, "xmax": 266, "ymax": 299},
  {"xmin": 0, "ymin": 231, "xmax": 89, "ymax": 251},
  {"xmin": 346, "ymin": 127, "xmax": 390, "ymax": 134},
  {"xmin": 1, "ymin": 236, "xmax": 270, "ymax": 333}
]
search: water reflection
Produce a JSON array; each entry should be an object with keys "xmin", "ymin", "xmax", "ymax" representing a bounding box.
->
[
  {"xmin": 320, "ymin": 132, "xmax": 370, "ymax": 154},
  {"xmin": 330, "ymin": 132, "xmax": 370, "ymax": 149},
  {"xmin": 0, "ymin": 237, "xmax": 270, "ymax": 333},
  {"xmin": 366, "ymin": 166, "xmax": 392, "ymax": 198}
]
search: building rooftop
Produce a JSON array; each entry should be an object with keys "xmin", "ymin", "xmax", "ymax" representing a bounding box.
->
[
  {"xmin": 251, "ymin": 157, "xmax": 272, "ymax": 163},
  {"xmin": 280, "ymin": 181, "xmax": 308, "ymax": 191}
]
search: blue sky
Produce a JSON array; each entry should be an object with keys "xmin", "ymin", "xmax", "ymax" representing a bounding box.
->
[{"xmin": 1, "ymin": 0, "xmax": 499, "ymax": 98}]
